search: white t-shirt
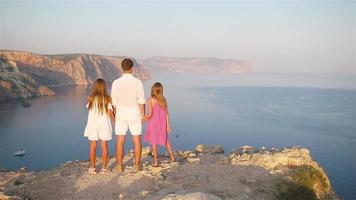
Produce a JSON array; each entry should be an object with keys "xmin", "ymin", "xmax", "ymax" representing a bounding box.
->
[{"xmin": 111, "ymin": 74, "xmax": 145, "ymax": 121}]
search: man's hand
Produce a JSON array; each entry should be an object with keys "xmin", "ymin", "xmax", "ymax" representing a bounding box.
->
[{"xmin": 141, "ymin": 114, "xmax": 146, "ymax": 124}]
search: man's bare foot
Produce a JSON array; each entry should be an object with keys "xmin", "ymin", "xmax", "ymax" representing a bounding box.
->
[
  {"xmin": 133, "ymin": 164, "xmax": 142, "ymax": 173},
  {"xmin": 115, "ymin": 164, "xmax": 124, "ymax": 173}
]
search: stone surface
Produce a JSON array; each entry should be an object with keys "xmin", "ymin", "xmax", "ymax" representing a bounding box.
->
[{"xmin": 0, "ymin": 145, "xmax": 339, "ymax": 200}]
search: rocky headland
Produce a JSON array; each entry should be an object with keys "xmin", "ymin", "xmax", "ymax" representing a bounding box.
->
[
  {"xmin": 0, "ymin": 145, "xmax": 339, "ymax": 200},
  {"xmin": 140, "ymin": 57, "xmax": 252, "ymax": 74},
  {"xmin": 0, "ymin": 50, "xmax": 150, "ymax": 101}
]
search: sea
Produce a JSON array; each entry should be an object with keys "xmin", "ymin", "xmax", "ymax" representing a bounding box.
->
[{"xmin": 0, "ymin": 72, "xmax": 355, "ymax": 199}]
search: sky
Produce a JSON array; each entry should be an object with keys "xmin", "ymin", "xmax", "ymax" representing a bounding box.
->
[{"xmin": 0, "ymin": 0, "xmax": 355, "ymax": 73}]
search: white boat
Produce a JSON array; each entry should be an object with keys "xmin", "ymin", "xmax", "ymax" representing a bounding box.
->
[{"xmin": 14, "ymin": 149, "xmax": 26, "ymax": 156}]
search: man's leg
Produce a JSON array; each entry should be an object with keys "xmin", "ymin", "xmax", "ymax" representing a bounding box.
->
[
  {"xmin": 132, "ymin": 135, "xmax": 142, "ymax": 167},
  {"xmin": 115, "ymin": 120, "xmax": 128, "ymax": 172},
  {"xmin": 116, "ymin": 135, "xmax": 126, "ymax": 171}
]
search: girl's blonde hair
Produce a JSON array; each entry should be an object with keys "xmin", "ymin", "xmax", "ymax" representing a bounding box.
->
[
  {"xmin": 151, "ymin": 82, "xmax": 167, "ymax": 109},
  {"xmin": 88, "ymin": 78, "xmax": 111, "ymax": 114}
]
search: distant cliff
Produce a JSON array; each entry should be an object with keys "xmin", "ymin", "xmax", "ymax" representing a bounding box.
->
[
  {"xmin": 140, "ymin": 57, "xmax": 252, "ymax": 74},
  {"xmin": 0, "ymin": 57, "xmax": 55, "ymax": 101},
  {"xmin": 0, "ymin": 50, "xmax": 150, "ymax": 101}
]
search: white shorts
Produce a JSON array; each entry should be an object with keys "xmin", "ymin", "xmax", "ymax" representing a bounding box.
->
[{"xmin": 115, "ymin": 120, "xmax": 142, "ymax": 136}]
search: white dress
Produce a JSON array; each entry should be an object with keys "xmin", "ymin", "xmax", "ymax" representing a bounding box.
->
[{"xmin": 84, "ymin": 99, "xmax": 113, "ymax": 141}]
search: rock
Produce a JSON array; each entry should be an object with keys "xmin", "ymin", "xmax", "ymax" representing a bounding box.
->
[
  {"xmin": 230, "ymin": 146, "xmax": 336, "ymax": 199},
  {"xmin": 19, "ymin": 167, "xmax": 27, "ymax": 172},
  {"xmin": 231, "ymin": 145, "xmax": 257, "ymax": 156},
  {"xmin": 0, "ymin": 192, "xmax": 21, "ymax": 200},
  {"xmin": 142, "ymin": 146, "xmax": 152, "ymax": 156},
  {"xmin": 37, "ymin": 86, "xmax": 55, "ymax": 96},
  {"xmin": 162, "ymin": 192, "xmax": 222, "ymax": 200},
  {"xmin": 195, "ymin": 144, "xmax": 224, "ymax": 155},
  {"xmin": 188, "ymin": 152, "xmax": 197, "ymax": 158},
  {"xmin": 187, "ymin": 157, "xmax": 200, "ymax": 164},
  {"xmin": 140, "ymin": 190, "xmax": 149, "ymax": 196},
  {"xmin": 180, "ymin": 151, "xmax": 197, "ymax": 158},
  {"xmin": 128, "ymin": 146, "xmax": 152, "ymax": 156},
  {"xmin": 231, "ymin": 147, "xmax": 315, "ymax": 170},
  {"xmin": 118, "ymin": 192, "xmax": 125, "ymax": 199},
  {"xmin": 155, "ymin": 173, "xmax": 167, "ymax": 180}
]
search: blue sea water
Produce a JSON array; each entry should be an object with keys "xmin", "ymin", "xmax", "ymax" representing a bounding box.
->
[{"xmin": 0, "ymin": 72, "xmax": 355, "ymax": 199}]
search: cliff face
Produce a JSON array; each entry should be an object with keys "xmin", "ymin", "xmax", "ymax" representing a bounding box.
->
[
  {"xmin": 141, "ymin": 57, "xmax": 252, "ymax": 74},
  {"xmin": 229, "ymin": 145, "xmax": 337, "ymax": 200},
  {"xmin": 0, "ymin": 56, "xmax": 54, "ymax": 101},
  {"xmin": 0, "ymin": 50, "xmax": 150, "ymax": 101}
]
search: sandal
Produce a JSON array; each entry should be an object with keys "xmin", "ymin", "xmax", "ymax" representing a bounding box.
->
[{"xmin": 88, "ymin": 167, "xmax": 97, "ymax": 174}]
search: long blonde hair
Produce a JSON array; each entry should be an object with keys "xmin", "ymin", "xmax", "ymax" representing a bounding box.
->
[
  {"xmin": 151, "ymin": 82, "xmax": 167, "ymax": 109},
  {"xmin": 88, "ymin": 78, "xmax": 111, "ymax": 114}
]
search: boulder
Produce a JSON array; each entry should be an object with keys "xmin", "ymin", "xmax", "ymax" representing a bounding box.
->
[
  {"xmin": 142, "ymin": 146, "xmax": 152, "ymax": 156},
  {"xmin": 128, "ymin": 146, "xmax": 152, "ymax": 156},
  {"xmin": 195, "ymin": 144, "xmax": 224, "ymax": 155},
  {"xmin": 187, "ymin": 157, "xmax": 200, "ymax": 164},
  {"xmin": 230, "ymin": 146, "xmax": 335, "ymax": 199}
]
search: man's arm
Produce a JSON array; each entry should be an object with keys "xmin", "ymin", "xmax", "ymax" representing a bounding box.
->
[
  {"xmin": 111, "ymin": 81, "xmax": 118, "ymax": 114},
  {"xmin": 139, "ymin": 103, "xmax": 145, "ymax": 118},
  {"xmin": 137, "ymin": 80, "xmax": 145, "ymax": 118},
  {"xmin": 144, "ymin": 98, "xmax": 153, "ymax": 120}
]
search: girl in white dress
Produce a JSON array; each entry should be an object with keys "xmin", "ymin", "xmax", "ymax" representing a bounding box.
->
[{"xmin": 84, "ymin": 79, "xmax": 115, "ymax": 174}]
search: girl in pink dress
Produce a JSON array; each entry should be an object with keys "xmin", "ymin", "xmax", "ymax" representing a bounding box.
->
[{"xmin": 144, "ymin": 82, "xmax": 175, "ymax": 166}]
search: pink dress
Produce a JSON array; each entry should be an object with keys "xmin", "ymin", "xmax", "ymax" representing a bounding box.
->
[{"xmin": 144, "ymin": 100, "xmax": 168, "ymax": 147}]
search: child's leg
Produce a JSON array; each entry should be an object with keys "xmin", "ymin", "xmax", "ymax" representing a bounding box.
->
[
  {"xmin": 152, "ymin": 144, "xmax": 159, "ymax": 166},
  {"xmin": 100, "ymin": 140, "xmax": 108, "ymax": 168},
  {"xmin": 166, "ymin": 140, "xmax": 175, "ymax": 161},
  {"xmin": 89, "ymin": 140, "xmax": 97, "ymax": 168}
]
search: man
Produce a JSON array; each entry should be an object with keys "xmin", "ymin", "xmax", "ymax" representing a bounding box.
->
[{"xmin": 111, "ymin": 58, "xmax": 145, "ymax": 172}]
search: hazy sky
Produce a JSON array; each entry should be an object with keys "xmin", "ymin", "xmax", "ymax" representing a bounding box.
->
[{"xmin": 0, "ymin": 1, "xmax": 355, "ymax": 73}]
